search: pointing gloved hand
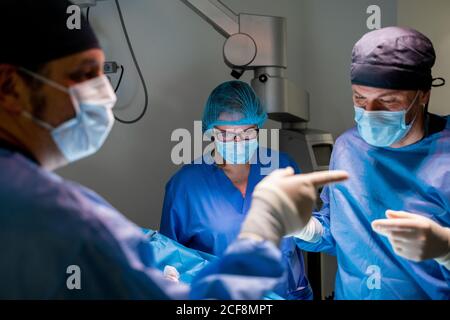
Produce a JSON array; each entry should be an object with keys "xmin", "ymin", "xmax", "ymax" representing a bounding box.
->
[
  {"xmin": 239, "ymin": 167, "xmax": 348, "ymax": 246},
  {"xmin": 372, "ymin": 210, "xmax": 450, "ymax": 269}
]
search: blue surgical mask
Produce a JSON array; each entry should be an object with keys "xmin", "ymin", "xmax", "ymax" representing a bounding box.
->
[
  {"xmin": 354, "ymin": 91, "xmax": 420, "ymax": 147},
  {"xmin": 20, "ymin": 68, "xmax": 117, "ymax": 163},
  {"xmin": 215, "ymin": 139, "xmax": 258, "ymax": 164}
]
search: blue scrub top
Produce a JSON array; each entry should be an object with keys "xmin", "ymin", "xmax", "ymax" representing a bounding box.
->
[
  {"xmin": 296, "ymin": 115, "xmax": 450, "ymax": 300},
  {"xmin": 160, "ymin": 148, "xmax": 312, "ymax": 300},
  {"xmin": 0, "ymin": 147, "xmax": 284, "ymax": 299}
]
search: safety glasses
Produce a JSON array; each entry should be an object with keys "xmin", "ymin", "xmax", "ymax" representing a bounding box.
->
[{"xmin": 213, "ymin": 127, "xmax": 259, "ymax": 142}]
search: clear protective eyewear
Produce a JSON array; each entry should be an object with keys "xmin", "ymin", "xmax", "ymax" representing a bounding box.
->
[{"xmin": 213, "ymin": 127, "xmax": 259, "ymax": 142}]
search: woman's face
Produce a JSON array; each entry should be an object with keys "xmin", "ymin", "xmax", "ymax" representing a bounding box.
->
[{"xmin": 214, "ymin": 125, "xmax": 258, "ymax": 142}]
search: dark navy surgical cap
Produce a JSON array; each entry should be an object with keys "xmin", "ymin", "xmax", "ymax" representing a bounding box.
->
[
  {"xmin": 351, "ymin": 27, "xmax": 440, "ymax": 91},
  {"xmin": 0, "ymin": 0, "xmax": 100, "ymax": 66}
]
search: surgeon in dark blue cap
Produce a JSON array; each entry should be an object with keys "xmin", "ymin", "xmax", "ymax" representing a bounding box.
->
[
  {"xmin": 0, "ymin": 0, "xmax": 348, "ymax": 299},
  {"xmin": 294, "ymin": 27, "xmax": 450, "ymax": 300}
]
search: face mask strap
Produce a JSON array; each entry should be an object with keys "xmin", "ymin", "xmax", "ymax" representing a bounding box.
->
[
  {"xmin": 18, "ymin": 67, "xmax": 73, "ymax": 131},
  {"xmin": 21, "ymin": 111, "xmax": 54, "ymax": 131},
  {"xmin": 402, "ymin": 90, "xmax": 423, "ymax": 128},
  {"xmin": 18, "ymin": 67, "xmax": 69, "ymax": 93},
  {"xmin": 405, "ymin": 90, "xmax": 421, "ymax": 112}
]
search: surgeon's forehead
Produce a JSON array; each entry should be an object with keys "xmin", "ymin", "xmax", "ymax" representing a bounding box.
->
[
  {"xmin": 352, "ymin": 85, "xmax": 412, "ymax": 98},
  {"xmin": 46, "ymin": 49, "xmax": 105, "ymax": 72}
]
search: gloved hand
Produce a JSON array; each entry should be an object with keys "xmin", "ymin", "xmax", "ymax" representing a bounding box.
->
[
  {"xmin": 163, "ymin": 265, "xmax": 180, "ymax": 283},
  {"xmin": 372, "ymin": 210, "xmax": 450, "ymax": 264},
  {"xmin": 239, "ymin": 167, "xmax": 348, "ymax": 245}
]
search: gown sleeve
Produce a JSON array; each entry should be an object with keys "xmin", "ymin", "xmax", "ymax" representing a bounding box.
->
[
  {"xmin": 53, "ymin": 194, "xmax": 283, "ymax": 300},
  {"xmin": 57, "ymin": 225, "xmax": 283, "ymax": 300},
  {"xmin": 291, "ymin": 146, "xmax": 337, "ymax": 255},
  {"xmin": 159, "ymin": 178, "xmax": 185, "ymax": 243},
  {"xmin": 294, "ymin": 185, "xmax": 337, "ymax": 255}
]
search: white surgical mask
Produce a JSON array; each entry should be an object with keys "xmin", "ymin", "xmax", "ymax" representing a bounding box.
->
[{"xmin": 20, "ymin": 68, "xmax": 117, "ymax": 163}]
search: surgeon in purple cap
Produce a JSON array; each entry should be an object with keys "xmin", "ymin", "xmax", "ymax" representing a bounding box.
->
[{"xmin": 294, "ymin": 27, "xmax": 450, "ymax": 300}]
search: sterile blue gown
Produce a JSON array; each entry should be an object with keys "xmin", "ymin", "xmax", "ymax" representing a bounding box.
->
[
  {"xmin": 160, "ymin": 148, "xmax": 313, "ymax": 300},
  {"xmin": 296, "ymin": 115, "xmax": 450, "ymax": 300},
  {"xmin": 0, "ymin": 146, "xmax": 283, "ymax": 299}
]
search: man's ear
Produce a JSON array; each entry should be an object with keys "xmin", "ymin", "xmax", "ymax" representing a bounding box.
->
[
  {"xmin": 0, "ymin": 65, "xmax": 25, "ymax": 114},
  {"xmin": 420, "ymin": 90, "xmax": 431, "ymax": 106}
]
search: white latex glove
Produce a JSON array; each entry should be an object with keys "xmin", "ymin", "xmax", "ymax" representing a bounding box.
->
[
  {"xmin": 239, "ymin": 167, "xmax": 348, "ymax": 245},
  {"xmin": 372, "ymin": 210, "xmax": 450, "ymax": 265},
  {"xmin": 163, "ymin": 265, "xmax": 180, "ymax": 283}
]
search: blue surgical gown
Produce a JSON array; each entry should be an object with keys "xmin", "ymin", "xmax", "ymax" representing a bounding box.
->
[
  {"xmin": 0, "ymin": 147, "xmax": 283, "ymax": 299},
  {"xmin": 160, "ymin": 148, "xmax": 313, "ymax": 300},
  {"xmin": 296, "ymin": 115, "xmax": 450, "ymax": 300}
]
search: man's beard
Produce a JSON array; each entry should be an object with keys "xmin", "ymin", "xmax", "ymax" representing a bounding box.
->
[{"xmin": 29, "ymin": 90, "xmax": 48, "ymax": 122}]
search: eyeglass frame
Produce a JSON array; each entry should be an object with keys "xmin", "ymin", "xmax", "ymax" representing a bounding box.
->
[{"xmin": 212, "ymin": 127, "xmax": 259, "ymax": 142}]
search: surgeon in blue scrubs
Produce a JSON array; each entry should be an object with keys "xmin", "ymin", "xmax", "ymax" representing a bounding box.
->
[
  {"xmin": 294, "ymin": 27, "xmax": 450, "ymax": 300},
  {"xmin": 0, "ymin": 0, "xmax": 349, "ymax": 299},
  {"xmin": 160, "ymin": 81, "xmax": 313, "ymax": 300}
]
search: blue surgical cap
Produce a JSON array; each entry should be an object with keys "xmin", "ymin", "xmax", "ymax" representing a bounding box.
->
[{"xmin": 202, "ymin": 81, "xmax": 267, "ymax": 132}]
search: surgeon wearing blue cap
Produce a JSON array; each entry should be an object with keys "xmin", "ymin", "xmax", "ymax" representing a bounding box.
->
[
  {"xmin": 160, "ymin": 81, "xmax": 313, "ymax": 300},
  {"xmin": 294, "ymin": 27, "xmax": 450, "ymax": 300},
  {"xmin": 0, "ymin": 0, "xmax": 348, "ymax": 299}
]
